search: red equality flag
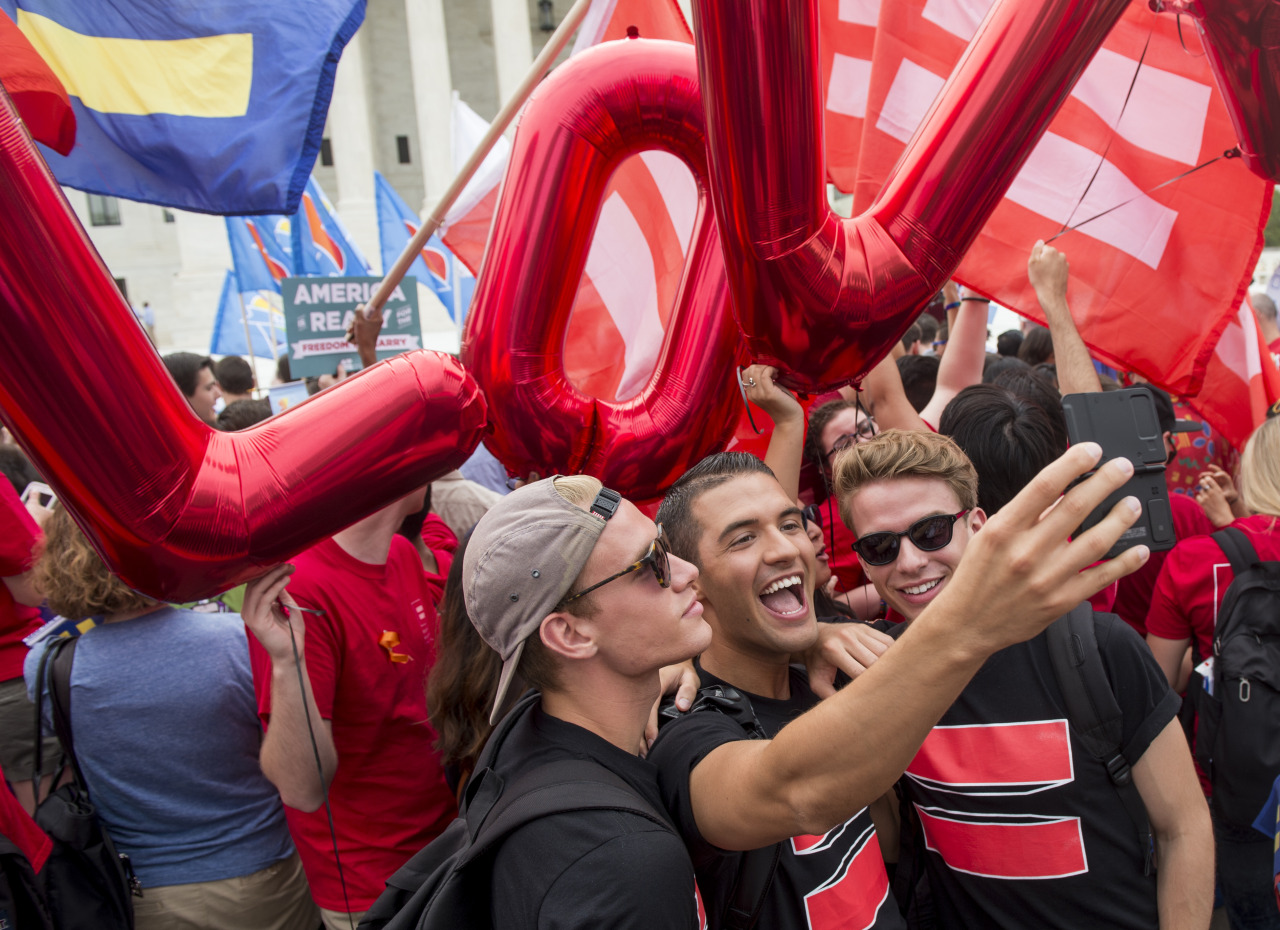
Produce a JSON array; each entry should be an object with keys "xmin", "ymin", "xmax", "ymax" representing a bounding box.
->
[
  {"xmin": 443, "ymin": 0, "xmax": 697, "ymax": 403},
  {"xmin": 819, "ymin": 0, "xmax": 879, "ymax": 193},
  {"xmin": 838, "ymin": 0, "xmax": 1269, "ymax": 405},
  {"xmin": 0, "ymin": 13, "xmax": 74, "ymax": 155},
  {"xmin": 1188, "ymin": 296, "xmax": 1280, "ymax": 450}
]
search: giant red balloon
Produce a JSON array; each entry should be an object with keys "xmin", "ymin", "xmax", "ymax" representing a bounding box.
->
[
  {"xmin": 1153, "ymin": 0, "xmax": 1280, "ymax": 183},
  {"xmin": 690, "ymin": 0, "xmax": 1132, "ymax": 393},
  {"xmin": 462, "ymin": 38, "xmax": 745, "ymax": 501},
  {"xmin": 0, "ymin": 91, "xmax": 488, "ymax": 603}
]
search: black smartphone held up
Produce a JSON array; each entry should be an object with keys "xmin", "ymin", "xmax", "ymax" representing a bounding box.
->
[{"xmin": 1061, "ymin": 388, "xmax": 1176, "ymax": 559}]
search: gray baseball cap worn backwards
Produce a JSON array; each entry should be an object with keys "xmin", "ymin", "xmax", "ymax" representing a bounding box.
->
[{"xmin": 463, "ymin": 476, "xmax": 621, "ymax": 724}]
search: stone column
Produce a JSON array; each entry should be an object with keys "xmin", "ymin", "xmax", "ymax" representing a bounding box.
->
[
  {"xmin": 405, "ymin": 0, "xmax": 456, "ymax": 213},
  {"xmin": 490, "ymin": 0, "xmax": 533, "ymax": 106},
  {"xmin": 327, "ymin": 26, "xmax": 381, "ymax": 269}
]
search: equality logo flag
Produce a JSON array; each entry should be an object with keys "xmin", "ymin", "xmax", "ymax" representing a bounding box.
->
[
  {"xmin": 2, "ymin": 0, "xmax": 365, "ymax": 215},
  {"xmin": 0, "ymin": 12, "xmax": 74, "ymax": 154},
  {"xmin": 374, "ymin": 171, "xmax": 473, "ymax": 324},
  {"xmin": 226, "ymin": 215, "xmax": 294, "ymax": 294},
  {"xmin": 1188, "ymin": 296, "xmax": 1280, "ymax": 450},
  {"xmin": 827, "ymin": 0, "xmax": 1270, "ymax": 430},
  {"xmin": 443, "ymin": 0, "xmax": 697, "ymax": 402},
  {"xmin": 210, "ymin": 269, "xmax": 287, "ymax": 359},
  {"xmin": 819, "ymin": 0, "xmax": 878, "ymax": 193},
  {"xmin": 291, "ymin": 176, "xmax": 371, "ymax": 278}
]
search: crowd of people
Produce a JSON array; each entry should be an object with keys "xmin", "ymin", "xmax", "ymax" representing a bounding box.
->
[{"xmin": 0, "ymin": 240, "xmax": 1276, "ymax": 929}]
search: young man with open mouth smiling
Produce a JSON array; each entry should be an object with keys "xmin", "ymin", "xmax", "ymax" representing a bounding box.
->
[{"xmin": 652, "ymin": 452, "xmax": 907, "ymax": 930}]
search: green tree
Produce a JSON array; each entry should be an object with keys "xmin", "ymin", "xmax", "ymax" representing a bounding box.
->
[{"xmin": 1266, "ymin": 189, "xmax": 1280, "ymax": 247}]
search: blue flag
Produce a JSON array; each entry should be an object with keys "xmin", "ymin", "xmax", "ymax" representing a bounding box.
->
[
  {"xmin": 374, "ymin": 171, "xmax": 472, "ymax": 323},
  {"xmin": 210, "ymin": 269, "xmax": 286, "ymax": 359},
  {"xmin": 226, "ymin": 215, "xmax": 293, "ymax": 294},
  {"xmin": 291, "ymin": 176, "xmax": 370, "ymax": 277},
  {"xmin": 2, "ymin": 0, "xmax": 365, "ymax": 215}
]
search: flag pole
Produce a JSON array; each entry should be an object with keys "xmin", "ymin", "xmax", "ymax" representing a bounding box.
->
[
  {"xmin": 363, "ymin": 0, "xmax": 593, "ymax": 319},
  {"xmin": 234, "ymin": 289, "xmax": 262, "ymax": 394}
]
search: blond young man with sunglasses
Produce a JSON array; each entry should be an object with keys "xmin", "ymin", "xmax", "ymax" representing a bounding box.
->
[
  {"xmin": 447, "ymin": 440, "xmax": 1151, "ymax": 927},
  {"xmin": 834, "ymin": 429, "xmax": 1211, "ymax": 930}
]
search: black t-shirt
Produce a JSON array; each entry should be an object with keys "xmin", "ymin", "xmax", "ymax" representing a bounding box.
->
[
  {"xmin": 888, "ymin": 612, "xmax": 1179, "ymax": 929},
  {"xmin": 650, "ymin": 663, "xmax": 905, "ymax": 930},
  {"xmin": 490, "ymin": 702, "xmax": 701, "ymax": 930}
]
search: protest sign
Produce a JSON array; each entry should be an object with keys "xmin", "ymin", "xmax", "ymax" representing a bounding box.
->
[{"xmin": 283, "ymin": 276, "xmax": 421, "ymax": 377}]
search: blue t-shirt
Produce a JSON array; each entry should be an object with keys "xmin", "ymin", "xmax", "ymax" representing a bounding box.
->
[
  {"xmin": 1253, "ymin": 774, "xmax": 1280, "ymax": 908},
  {"xmin": 25, "ymin": 608, "xmax": 294, "ymax": 887}
]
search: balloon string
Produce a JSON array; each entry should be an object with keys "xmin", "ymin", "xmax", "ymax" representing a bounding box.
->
[
  {"xmin": 737, "ymin": 366, "xmax": 765, "ymax": 435},
  {"xmin": 1176, "ymin": 14, "xmax": 1205, "ymax": 57},
  {"xmin": 1046, "ymin": 148, "xmax": 1240, "ymax": 244},
  {"xmin": 1059, "ymin": 27, "xmax": 1155, "ymax": 234}
]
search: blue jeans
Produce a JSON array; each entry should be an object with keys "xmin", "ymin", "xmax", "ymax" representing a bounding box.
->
[{"xmin": 1217, "ymin": 817, "xmax": 1280, "ymax": 930}]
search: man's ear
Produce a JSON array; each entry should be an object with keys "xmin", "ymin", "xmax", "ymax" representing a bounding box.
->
[
  {"xmin": 968, "ymin": 507, "xmax": 987, "ymax": 533},
  {"xmin": 539, "ymin": 611, "xmax": 597, "ymax": 662}
]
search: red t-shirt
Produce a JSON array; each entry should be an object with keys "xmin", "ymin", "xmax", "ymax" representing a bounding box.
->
[
  {"xmin": 419, "ymin": 513, "xmax": 458, "ymax": 607},
  {"xmin": 248, "ymin": 535, "xmax": 457, "ymax": 910},
  {"xmin": 1146, "ymin": 513, "xmax": 1280, "ymax": 661},
  {"xmin": 0, "ymin": 482, "xmax": 42, "ymax": 682},
  {"xmin": 0, "ymin": 762, "xmax": 49, "ymax": 872},
  {"xmin": 1113, "ymin": 493, "xmax": 1214, "ymax": 636}
]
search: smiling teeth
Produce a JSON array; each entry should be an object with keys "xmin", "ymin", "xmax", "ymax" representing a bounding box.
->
[
  {"xmin": 762, "ymin": 575, "xmax": 801, "ymax": 595},
  {"xmin": 904, "ymin": 579, "xmax": 941, "ymax": 596}
]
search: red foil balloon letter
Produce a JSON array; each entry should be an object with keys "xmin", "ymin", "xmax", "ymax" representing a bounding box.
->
[
  {"xmin": 1153, "ymin": 0, "xmax": 1280, "ymax": 183},
  {"xmin": 692, "ymin": 0, "xmax": 1132, "ymax": 393},
  {"xmin": 0, "ymin": 91, "xmax": 488, "ymax": 603},
  {"xmin": 462, "ymin": 38, "xmax": 744, "ymax": 501}
]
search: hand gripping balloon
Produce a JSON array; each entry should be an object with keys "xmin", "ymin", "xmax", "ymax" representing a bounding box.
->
[
  {"xmin": 0, "ymin": 91, "xmax": 488, "ymax": 603},
  {"xmin": 461, "ymin": 38, "xmax": 745, "ymax": 500},
  {"xmin": 691, "ymin": 0, "xmax": 1133, "ymax": 392}
]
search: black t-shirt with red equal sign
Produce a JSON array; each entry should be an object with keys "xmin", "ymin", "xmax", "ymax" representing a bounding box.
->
[
  {"xmin": 649, "ymin": 663, "xmax": 906, "ymax": 930},
  {"xmin": 889, "ymin": 612, "xmax": 1178, "ymax": 930}
]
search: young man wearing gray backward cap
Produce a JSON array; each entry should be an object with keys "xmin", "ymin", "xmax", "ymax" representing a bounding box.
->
[{"xmin": 463, "ymin": 450, "xmax": 1148, "ymax": 930}]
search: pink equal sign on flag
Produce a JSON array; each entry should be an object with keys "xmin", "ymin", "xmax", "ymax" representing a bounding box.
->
[
  {"xmin": 1187, "ymin": 296, "xmax": 1280, "ymax": 451},
  {"xmin": 834, "ymin": 0, "xmax": 1269, "ymax": 410},
  {"xmin": 442, "ymin": 0, "xmax": 697, "ymax": 403},
  {"xmin": 819, "ymin": 0, "xmax": 879, "ymax": 193}
]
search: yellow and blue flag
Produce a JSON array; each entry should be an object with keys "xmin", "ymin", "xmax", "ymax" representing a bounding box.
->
[
  {"xmin": 210, "ymin": 269, "xmax": 286, "ymax": 359},
  {"xmin": 291, "ymin": 176, "xmax": 370, "ymax": 276},
  {"xmin": 1, "ymin": 0, "xmax": 365, "ymax": 215},
  {"xmin": 226, "ymin": 215, "xmax": 293, "ymax": 293},
  {"xmin": 374, "ymin": 171, "xmax": 473, "ymax": 323}
]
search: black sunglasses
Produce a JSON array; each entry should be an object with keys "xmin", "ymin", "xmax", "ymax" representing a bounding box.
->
[
  {"xmin": 564, "ymin": 525, "xmax": 672, "ymax": 602},
  {"xmin": 851, "ymin": 510, "xmax": 969, "ymax": 566},
  {"xmin": 800, "ymin": 504, "xmax": 822, "ymax": 533}
]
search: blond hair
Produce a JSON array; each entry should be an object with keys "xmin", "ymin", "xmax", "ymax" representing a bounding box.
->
[
  {"xmin": 551, "ymin": 474, "xmax": 603, "ymax": 510},
  {"xmin": 36, "ymin": 508, "xmax": 155, "ymax": 619},
  {"xmin": 832, "ymin": 429, "xmax": 979, "ymax": 533},
  {"xmin": 1240, "ymin": 417, "xmax": 1280, "ymax": 519}
]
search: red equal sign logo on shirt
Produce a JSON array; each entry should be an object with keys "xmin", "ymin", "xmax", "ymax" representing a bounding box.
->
[
  {"xmin": 793, "ymin": 817, "xmax": 893, "ymax": 930},
  {"xmin": 905, "ymin": 719, "xmax": 1087, "ymax": 880}
]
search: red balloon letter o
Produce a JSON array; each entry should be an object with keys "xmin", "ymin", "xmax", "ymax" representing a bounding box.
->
[{"xmin": 462, "ymin": 38, "xmax": 744, "ymax": 501}]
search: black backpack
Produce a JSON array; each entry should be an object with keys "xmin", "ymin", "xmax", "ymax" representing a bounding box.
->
[
  {"xmin": 32, "ymin": 636, "xmax": 139, "ymax": 930},
  {"xmin": 1190, "ymin": 527, "xmax": 1280, "ymax": 828},
  {"xmin": 0, "ymin": 833, "xmax": 54, "ymax": 930},
  {"xmin": 359, "ymin": 692, "xmax": 679, "ymax": 930}
]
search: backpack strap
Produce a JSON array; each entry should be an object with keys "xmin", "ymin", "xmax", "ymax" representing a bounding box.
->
[
  {"xmin": 1046, "ymin": 603, "xmax": 1154, "ymax": 875},
  {"xmin": 463, "ymin": 759, "xmax": 674, "ymax": 867},
  {"xmin": 33, "ymin": 637, "xmax": 86, "ymax": 797},
  {"xmin": 657, "ymin": 681, "xmax": 781, "ymax": 930},
  {"xmin": 1212, "ymin": 527, "xmax": 1259, "ymax": 579}
]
